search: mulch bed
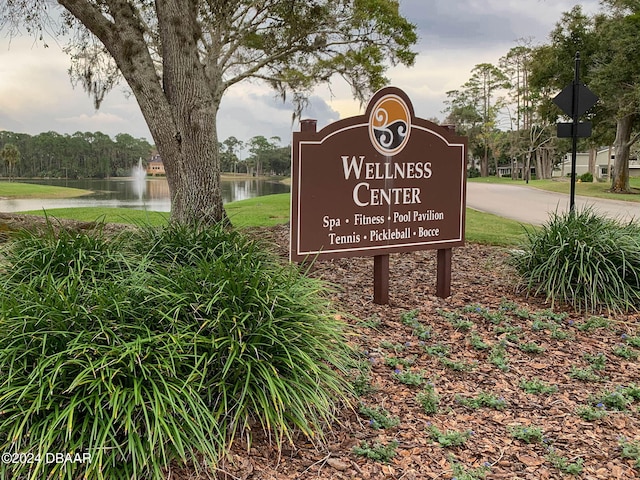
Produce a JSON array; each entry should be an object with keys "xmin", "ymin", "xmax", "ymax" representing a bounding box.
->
[{"xmin": 199, "ymin": 224, "xmax": 640, "ymax": 480}]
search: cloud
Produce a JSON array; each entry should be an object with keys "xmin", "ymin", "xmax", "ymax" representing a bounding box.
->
[
  {"xmin": 217, "ymin": 87, "xmax": 340, "ymax": 145},
  {"xmin": 401, "ymin": 0, "xmax": 601, "ymax": 50},
  {"xmin": 0, "ymin": 0, "xmax": 605, "ymax": 146}
]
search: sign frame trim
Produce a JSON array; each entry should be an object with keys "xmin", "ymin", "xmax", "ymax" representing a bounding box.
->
[{"xmin": 292, "ymin": 123, "xmax": 466, "ymax": 259}]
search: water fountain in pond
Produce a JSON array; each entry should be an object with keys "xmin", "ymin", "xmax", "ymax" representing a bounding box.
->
[{"xmin": 131, "ymin": 158, "xmax": 147, "ymax": 199}]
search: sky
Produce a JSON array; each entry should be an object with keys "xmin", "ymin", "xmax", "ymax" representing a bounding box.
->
[{"xmin": 0, "ymin": 0, "xmax": 602, "ymax": 148}]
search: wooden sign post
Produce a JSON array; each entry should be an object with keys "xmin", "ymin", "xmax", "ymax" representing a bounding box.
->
[{"xmin": 290, "ymin": 87, "xmax": 467, "ymax": 304}]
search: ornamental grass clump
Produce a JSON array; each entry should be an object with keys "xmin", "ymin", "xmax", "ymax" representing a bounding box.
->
[
  {"xmin": 0, "ymin": 222, "xmax": 352, "ymax": 480},
  {"xmin": 511, "ymin": 207, "xmax": 640, "ymax": 313}
]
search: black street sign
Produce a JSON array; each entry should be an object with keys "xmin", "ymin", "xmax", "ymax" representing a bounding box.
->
[
  {"xmin": 553, "ymin": 83, "xmax": 599, "ymax": 118},
  {"xmin": 553, "ymin": 52, "xmax": 599, "ymax": 213},
  {"xmin": 557, "ymin": 122, "xmax": 592, "ymax": 138}
]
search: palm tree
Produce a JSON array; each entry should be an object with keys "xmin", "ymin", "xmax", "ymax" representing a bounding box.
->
[{"xmin": 1, "ymin": 143, "xmax": 21, "ymax": 182}]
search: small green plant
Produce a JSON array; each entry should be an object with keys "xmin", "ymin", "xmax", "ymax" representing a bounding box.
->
[
  {"xmin": 401, "ymin": 309, "xmax": 431, "ymax": 339},
  {"xmin": 462, "ymin": 304, "xmax": 505, "ymax": 324},
  {"xmin": 438, "ymin": 309, "xmax": 474, "ymax": 330},
  {"xmin": 550, "ymin": 325, "xmax": 573, "ymax": 340},
  {"xmin": 625, "ymin": 334, "xmax": 640, "ymax": 348},
  {"xmin": 417, "ymin": 383, "xmax": 440, "ymax": 414},
  {"xmin": 531, "ymin": 318, "xmax": 552, "ymax": 331},
  {"xmin": 462, "ymin": 303, "xmax": 484, "ymax": 314},
  {"xmin": 590, "ymin": 387, "xmax": 633, "ymax": 411},
  {"xmin": 400, "ymin": 309, "xmax": 420, "ymax": 326},
  {"xmin": 619, "ymin": 438, "xmax": 640, "ymax": 469},
  {"xmin": 380, "ymin": 340, "xmax": 405, "ymax": 352},
  {"xmin": 513, "ymin": 307, "xmax": 532, "ymax": 319},
  {"xmin": 519, "ymin": 341, "xmax": 545, "ymax": 354},
  {"xmin": 494, "ymin": 324, "xmax": 522, "ymax": 335},
  {"xmin": 580, "ymin": 171, "xmax": 593, "ymax": 182},
  {"xmin": 534, "ymin": 309, "xmax": 568, "ymax": 323},
  {"xmin": 384, "ymin": 355, "xmax": 416, "ymax": 369},
  {"xmin": 613, "ymin": 344, "xmax": 639, "ymax": 360},
  {"xmin": 424, "ymin": 342, "xmax": 450, "ymax": 357},
  {"xmin": 546, "ymin": 448, "xmax": 584, "ymax": 475},
  {"xmin": 584, "ymin": 352, "xmax": 607, "ymax": 370},
  {"xmin": 351, "ymin": 359, "xmax": 375, "ymax": 396},
  {"xmin": 576, "ymin": 316, "xmax": 610, "ymax": 332},
  {"xmin": 359, "ymin": 404, "xmax": 400, "ymax": 430},
  {"xmin": 427, "ymin": 424, "xmax": 472, "ymax": 448},
  {"xmin": 440, "ymin": 356, "xmax": 476, "ymax": 372},
  {"xmin": 520, "ymin": 377, "xmax": 558, "ymax": 395},
  {"xmin": 449, "ymin": 456, "xmax": 490, "ymax": 479},
  {"xmin": 352, "ymin": 370, "xmax": 375, "ymax": 397},
  {"xmin": 437, "ymin": 308, "xmax": 463, "ymax": 321},
  {"xmin": 494, "ymin": 324, "xmax": 522, "ymax": 342},
  {"xmin": 357, "ymin": 314, "xmax": 382, "ymax": 329},
  {"xmin": 469, "ymin": 331, "xmax": 489, "ymax": 350},
  {"xmin": 392, "ymin": 369, "xmax": 424, "ymax": 386},
  {"xmin": 624, "ymin": 384, "xmax": 640, "ymax": 401},
  {"xmin": 508, "ymin": 425, "xmax": 544, "ymax": 444},
  {"xmin": 575, "ymin": 404, "xmax": 608, "ymax": 421},
  {"xmin": 353, "ymin": 440, "xmax": 399, "ymax": 463},
  {"xmin": 452, "ymin": 318, "xmax": 475, "ymax": 331},
  {"xmin": 488, "ymin": 343, "xmax": 509, "ymax": 371},
  {"xmin": 499, "ymin": 298, "xmax": 519, "ymax": 311},
  {"xmin": 498, "ymin": 298, "xmax": 531, "ymax": 318},
  {"xmin": 579, "ymin": 172, "xmax": 593, "ymax": 183},
  {"xmin": 412, "ymin": 324, "xmax": 432, "ymax": 340},
  {"xmin": 456, "ymin": 391, "xmax": 507, "ymax": 410},
  {"xmin": 481, "ymin": 309, "xmax": 506, "ymax": 324},
  {"xmin": 569, "ymin": 366, "xmax": 604, "ymax": 382}
]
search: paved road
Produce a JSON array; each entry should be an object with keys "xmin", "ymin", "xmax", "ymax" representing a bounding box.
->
[{"xmin": 466, "ymin": 182, "xmax": 639, "ymax": 225}]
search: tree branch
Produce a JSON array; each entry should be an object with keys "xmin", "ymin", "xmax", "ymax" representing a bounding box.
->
[{"xmin": 58, "ymin": 0, "xmax": 116, "ymax": 45}]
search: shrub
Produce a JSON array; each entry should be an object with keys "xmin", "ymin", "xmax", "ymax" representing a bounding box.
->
[
  {"xmin": 467, "ymin": 167, "xmax": 481, "ymax": 178},
  {"xmin": 579, "ymin": 172, "xmax": 594, "ymax": 183},
  {"xmin": 0, "ymin": 223, "xmax": 352, "ymax": 479},
  {"xmin": 511, "ymin": 207, "xmax": 640, "ymax": 313}
]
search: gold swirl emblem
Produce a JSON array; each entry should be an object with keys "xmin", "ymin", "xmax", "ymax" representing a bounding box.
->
[{"xmin": 369, "ymin": 94, "xmax": 411, "ymax": 156}]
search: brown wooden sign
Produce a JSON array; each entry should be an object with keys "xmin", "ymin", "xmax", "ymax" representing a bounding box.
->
[{"xmin": 290, "ymin": 87, "xmax": 467, "ymax": 302}]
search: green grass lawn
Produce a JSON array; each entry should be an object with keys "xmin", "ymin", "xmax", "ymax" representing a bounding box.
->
[
  {"xmin": 465, "ymin": 208, "xmax": 530, "ymax": 246},
  {"xmin": 225, "ymin": 193, "xmax": 291, "ymax": 227},
  {"xmin": 18, "ymin": 207, "xmax": 171, "ymax": 226},
  {"xmin": 18, "ymin": 193, "xmax": 529, "ymax": 247},
  {"xmin": 468, "ymin": 176, "xmax": 640, "ymax": 202},
  {"xmin": 0, "ymin": 181, "xmax": 91, "ymax": 198}
]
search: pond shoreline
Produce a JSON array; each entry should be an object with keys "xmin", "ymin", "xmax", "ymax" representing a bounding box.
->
[{"xmin": 0, "ymin": 177, "xmax": 290, "ymax": 213}]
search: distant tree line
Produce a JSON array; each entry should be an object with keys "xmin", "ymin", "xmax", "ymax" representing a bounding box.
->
[
  {"xmin": 0, "ymin": 130, "xmax": 153, "ymax": 179},
  {"xmin": 219, "ymin": 136, "xmax": 291, "ymax": 176},
  {"xmin": 0, "ymin": 130, "xmax": 291, "ymax": 180}
]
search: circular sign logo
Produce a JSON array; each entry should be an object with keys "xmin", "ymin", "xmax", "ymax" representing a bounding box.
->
[{"xmin": 369, "ymin": 94, "xmax": 411, "ymax": 156}]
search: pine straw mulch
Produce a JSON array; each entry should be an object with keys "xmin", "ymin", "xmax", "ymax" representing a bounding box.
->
[{"xmin": 178, "ymin": 223, "xmax": 640, "ymax": 480}]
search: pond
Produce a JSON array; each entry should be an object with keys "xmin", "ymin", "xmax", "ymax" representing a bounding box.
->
[{"xmin": 0, "ymin": 177, "xmax": 290, "ymax": 213}]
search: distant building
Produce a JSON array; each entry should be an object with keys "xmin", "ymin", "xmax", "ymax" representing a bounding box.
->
[
  {"xmin": 554, "ymin": 148, "xmax": 612, "ymax": 179},
  {"xmin": 146, "ymin": 155, "xmax": 165, "ymax": 176},
  {"xmin": 553, "ymin": 148, "xmax": 640, "ymax": 179}
]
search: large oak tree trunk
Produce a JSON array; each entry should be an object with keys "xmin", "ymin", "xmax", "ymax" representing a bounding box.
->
[
  {"xmin": 151, "ymin": 0, "xmax": 225, "ymax": 224},
  {"xmin": 611, "ymin": 114, "xmax": 633, "ymax": 193},
  {"xmin": 60, "ymin": 0, "xmax": 226, "ymax": 225}
]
